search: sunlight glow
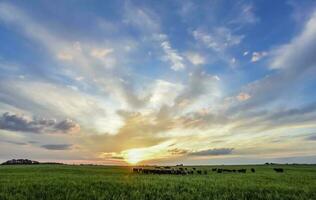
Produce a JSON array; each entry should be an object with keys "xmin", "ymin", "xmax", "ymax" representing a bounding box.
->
[
  {"xmin": 125, "ymin": 149, "xmax": 144, "ymax": 164},
  {"xmin": 122, "ymin": 141, "xmax": 174, "ymax": 165}
]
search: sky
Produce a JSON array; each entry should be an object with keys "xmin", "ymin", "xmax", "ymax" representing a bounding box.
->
[{"xmin": 0, "ymin": 0, "xmax": 316, "ymax": 165}]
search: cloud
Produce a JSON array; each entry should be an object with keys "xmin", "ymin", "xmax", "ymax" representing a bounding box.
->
[
  {"xmin": 230, "ymin": 4, "xmax": 259, "ymax": 25},
  {"xmin": 149, "ymin": 80, "xmax": 183, "ymax": 108},
  {"xmin": 123, "ymin": 2, "xmax": 160, "ymax": 33},
  {"xmin": 188, "ymin": 148, "xmax": 234, "ymax": 156},
  {"xmin": 0, "ymin": 139, "xmax": 27, "ymax": 146},
  {"xmin": 0, "ymin": 79, "xmax": 125, "ymax": 134},
  {"xmin": 306, "ymin": 134, "xmax": 316, "ymax": 141},
  {"xmin": 0, "ymin": 112, "xmax": 80, "ymax": 134},
  {"xmin": 168, "ymin": 148, "xmax": 188, "ymax": 155},
  {"xmin": 193, "ymin": 27, "xmax": 244, "ymax": 52},
  {"xmin": 236, "ymin": 92, "xmax": 251, "ymax": 101},
  {"xmin": 57, "ymin": 52, "xmax": 73, "ymax": 61},
  {"xmin": 90, "ymin": 48, "xmax": 113, "ymax": 59},
  {"xmin": 251, "ymin": 51, "xmax": 267, "ymax": 62},
  {"xmin": 41, "ymin": 144, "xmax": 72, "ymax": 150},
  {"xmin": 186, "ymin": 52, "xmax": 205, "ymax": 65},
  {"xmin": 161, "ymin": 41, "xmax": 185, "ymax": 71},
  {"xmin": 228, "ymin": 11, "xmax": 316, "ymax": 113},
  {"xmin": 174, "ymin": 70, "xmax": 220, "ymax": 109},
  {"xmin": 270, "ymin": 11, "xmax": 316, "ymax": 69}
]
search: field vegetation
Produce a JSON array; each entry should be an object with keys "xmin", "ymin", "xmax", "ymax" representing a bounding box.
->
[{"xmin": 0, "ymin": 164, "xmax": 315, "ymax": 200}]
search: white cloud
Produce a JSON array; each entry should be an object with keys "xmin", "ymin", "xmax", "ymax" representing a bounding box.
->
[
  {"xmin": 90, "ymin": 48, "xmax": 113, "ymax": 59},
  {"xmin": 161, "ymin": 41, "xmax": 185, "ymax": 71},
  {"xmin": 214, "ymin": 75, "xmax": 220, "ymax": 81},
  {"xmin": 123, "ymin": 4, "xmax": 160, "ymax": 33},
  {"xmin": 231, "ymin": 57, "xmax": 236, "ymax": 64},
  {"xmin": 270, "ymin": 11, "xmax": 316, "ymax": 69},
  {"xmin": 243, "ymin": 51, "xmax": 249, "ymax": 56},
  {"xmin": 193, "ymin": 27, "xmax": 244, "ymax": 52},
  {"xmin": 57, "ymin": 52, "xmax": 73, "ymax": 61},
  {"xmin": 231, "ymin": 4, "xmax": 259, "ymax": 25},
  {"xmin": 251, "ymin": 51, "xmax": 267, "ymax": 62},
  {"xmin": 236, "ymin": 93, "xmax": 251, "ymax": 101},
  {"xmin": 186, "ymin": 52, "xmax": 205, "ymax": 65},
  {"xmin": 0, "ymin": 79, "xmax": 124, "ymax": 135},
  {"xmin": 149, "ymin": 80, "xmax": 183, "ymax": 108}
]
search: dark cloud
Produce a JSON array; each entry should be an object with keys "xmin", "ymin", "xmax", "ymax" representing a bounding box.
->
[
  {"xmin": 28, "ymin": 141, "xmax": 38, "ymax": 144},
  {"xmin": 0, "ymin": 139, "xmax": 27, "ymax": 145},
  {"xmin": 41, "ymin": 144, "xmax": 72, "ymax": 150},
  {"xmin": 0, "ymin": 112, "xmax": 80, "ymax": 134},
  {"xmin": 111, "ymin": 156, "xmax": 124, "ymax": 160},
  {"xmin": 188, "ymin": 148, "xmax": 234, "ymax": 156},
  {"xmin": 306, "ymin": 134, "xmax": 316, "ymax": 141}
]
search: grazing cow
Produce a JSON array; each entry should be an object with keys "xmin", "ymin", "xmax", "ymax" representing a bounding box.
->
[
  {"xmin": 197, "ymin": 170, "xmax": 202, "ymax": 174},
  {"xmin": 274, "ymin": 168, "xmax": 284, "ymax": 173},
  {"xmin": 212, "ymin": 168, "xmax": 217, "ymax": 172},
  {"xmin": 238, "ymin": 169, "xmax": 246, "ymax": 173},
  {"xmin": 193, "ymin": 167, "xmax": 196, "ymax": 170},
  {"xmin": 251, "ymin": 168, "xmax": 255, "ymax": 173}
]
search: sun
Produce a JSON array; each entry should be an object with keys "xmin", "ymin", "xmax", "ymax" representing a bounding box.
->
[{"xmin": 125, "ymin": 149, "xmax": 144, "ymax": 165}]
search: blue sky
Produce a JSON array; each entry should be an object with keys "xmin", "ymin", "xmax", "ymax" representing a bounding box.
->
[{"xmin": 0, "ymin": 0, "xmax": 316, "ymax": 165}]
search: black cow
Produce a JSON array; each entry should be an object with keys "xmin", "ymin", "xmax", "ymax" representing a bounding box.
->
[
  {"xmin": 274, "ymin": 168, "xmax": 284, "ymax": 173},
  {"xmin": 238, "ymin": 169, "xmax": 246, "ymax": 173},
  {"xmin": 251, "ymin": 168, "xmax": 255, "ymax": 173}
]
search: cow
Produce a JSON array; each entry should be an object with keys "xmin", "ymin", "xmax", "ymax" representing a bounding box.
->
[
  {"xmin": 238, "ymin": 169, "xmax": 246, "ymax": 173},
  {"xmin": 274, "ymin": 168, "xmax": 284, "ymax": 173},
  {"xmin": 251, "ymin": 168, "xmax": 255, "ymax": 173}
]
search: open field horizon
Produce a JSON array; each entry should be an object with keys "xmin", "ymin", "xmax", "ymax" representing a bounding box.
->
[{"xmin": 1, "ymin": 164, "xmax": 316, "ymax": 200}]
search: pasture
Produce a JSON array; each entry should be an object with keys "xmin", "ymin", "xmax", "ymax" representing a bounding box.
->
[{"xmin": 0, "ymin": 164, "xmax": 315, "ymax": 200}]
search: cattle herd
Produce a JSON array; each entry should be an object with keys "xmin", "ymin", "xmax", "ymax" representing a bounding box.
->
[{"xmin": 132, "ymin": 166, "xmax": 285, "ymax": 175}]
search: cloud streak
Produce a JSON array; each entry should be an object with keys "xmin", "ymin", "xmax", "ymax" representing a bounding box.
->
[
  {"xmin": 41, "ymin": 144, "xmax": 72, "ymax": 150},
  {"xmin": 189, "ymin": 148, "xmax": 234, "ymax": 156}
]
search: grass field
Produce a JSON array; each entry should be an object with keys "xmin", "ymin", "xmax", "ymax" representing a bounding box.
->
[{"xmin": 0, "ymin": 164, "xmax": 315, "ymax": 200}]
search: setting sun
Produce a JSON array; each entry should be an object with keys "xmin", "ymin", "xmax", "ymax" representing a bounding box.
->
[{"xmin": 124, "ymin": 149, "xmax": 144, "ymax": 165}]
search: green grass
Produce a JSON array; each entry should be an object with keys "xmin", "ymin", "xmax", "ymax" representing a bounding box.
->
[{"xmin": 0, "ymin": 164, "xmax": 315, "ymax": 200}]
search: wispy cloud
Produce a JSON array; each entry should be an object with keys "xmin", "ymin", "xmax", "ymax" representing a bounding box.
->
[
  {"xmin": 161, "ymin": 41, "xmax": 185, "ymax": 71},
  {"xmin": 251, "ymin": 51, "xmax": 268, "ymax": 62},
  {"xmin": 41, "ymin": 144, "xmax": 72, "ymax": 150},
  {"xmin": 193, "ymin": 27, "xmax": 244, "ymax": 52}
]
